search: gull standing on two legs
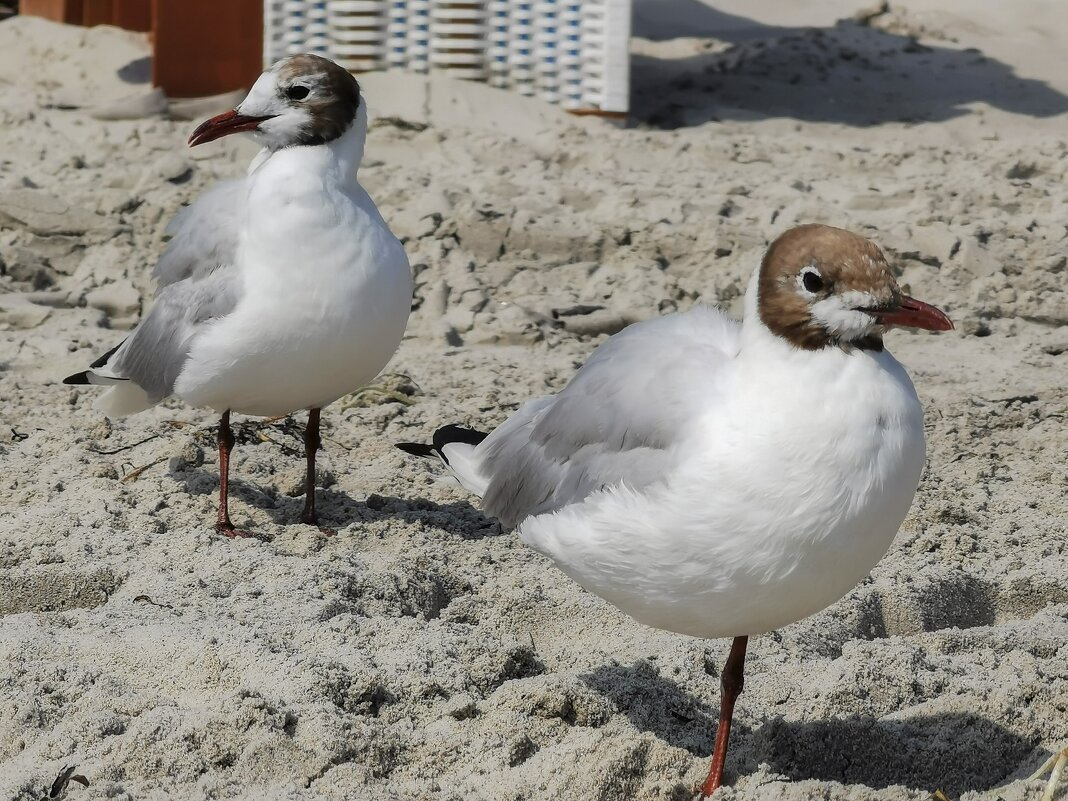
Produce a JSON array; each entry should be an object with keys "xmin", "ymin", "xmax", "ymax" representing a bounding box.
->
[
  {"xmin": 398, "ymin": 224, "xmax": 953, "ymax": 795},
  {"xmin": 65, "ymin": 54, "xmax": 413, "ymax": 536}
]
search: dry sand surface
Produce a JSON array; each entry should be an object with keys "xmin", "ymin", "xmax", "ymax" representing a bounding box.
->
[{"xmin": 1, "ymin": 3, "xmax": 1067, "ymax": 800}]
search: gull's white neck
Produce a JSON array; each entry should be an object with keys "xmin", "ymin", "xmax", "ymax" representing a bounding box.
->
[{"xmin": 246, "ymin": 104, "xmax": 368, "ymax": 186}]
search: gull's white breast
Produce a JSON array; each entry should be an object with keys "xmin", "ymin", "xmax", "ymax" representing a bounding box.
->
[
  {"xmin": 174, "ymin": 145, "xmax": 412, "ymax": 417},
  {"xmin": 518, "ymin": 338, "xmax": 927, "ymax": 639}
]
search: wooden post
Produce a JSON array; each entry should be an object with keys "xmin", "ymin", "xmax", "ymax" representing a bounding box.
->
[
  {"xmin": 81, "ymin": 0, "xmax": 113, "ymax": 26},
  {"xmin": 151, "ymin": 0, "xmax": 263, "ymax": 98},
  {"xmin": 19, "ymin": 0, "xmax": 85, "ymax": 24},
  {"xmin": 112, "ymin": 0, "xmax": 152, "ymax": 31}
]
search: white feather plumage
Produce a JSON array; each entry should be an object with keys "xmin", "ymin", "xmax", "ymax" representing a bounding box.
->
[{"xmin": 433, "ymin": 268, "xmax": 927, "ymax": 639}]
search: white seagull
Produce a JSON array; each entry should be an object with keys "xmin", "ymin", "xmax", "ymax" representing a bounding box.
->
[
  {"xmin": 398, "ymin": 224, "xmax": 952, "ymax": 795},
  {"xmin": 65, "ymin": 54, "xmax": 413, "ymax": 537}
]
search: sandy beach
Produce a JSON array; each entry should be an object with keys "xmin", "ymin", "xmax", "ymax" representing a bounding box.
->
[{"xmin": 1, "ymin": 2, "xmax": 1066, "ymax": 799}]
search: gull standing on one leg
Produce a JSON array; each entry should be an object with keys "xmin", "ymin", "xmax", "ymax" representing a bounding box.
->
[
  {"xmin": 397, "ymin": 224, "xmax": 953, "ymax": 795},
  {"xmin": 65, "ymin": 54, "xmax": 413, "ymax": 536}
]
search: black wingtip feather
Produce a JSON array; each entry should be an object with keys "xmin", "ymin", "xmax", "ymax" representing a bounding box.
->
[
  {"xmin": 90, "ymin": 340, "xmax": 124, "ymax": 369},
  {"xmin": 433, "ymin": 424, "xmax": 488, "ymax": 449},
  {"xmin": 396, "ymin": 424, "xmax": 489, "ymax": 463},
  {"xmin": 64, "ymin": 340, "xmax": 127, "ymax": 386},
  {"xmin": 396, "ymin": 442, "xmax": 437, "ymax": 458}
]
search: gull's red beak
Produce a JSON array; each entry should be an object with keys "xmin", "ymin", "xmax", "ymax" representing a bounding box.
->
[
  {"xmin": 862, "ymin": 296, "xmax": 954, "ymax": 331},
  {"xmin": 188, "ymin": 109, "xmax": 276, "ymax": 147}
]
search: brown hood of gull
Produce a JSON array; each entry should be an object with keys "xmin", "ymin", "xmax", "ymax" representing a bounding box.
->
[
  {"xmin": 757, "ymin": 224, "xmax": 903, "ymax": 352},
  {"xmin": 278, "ymin": 53, "xmax": 362, "ymax": 147}
]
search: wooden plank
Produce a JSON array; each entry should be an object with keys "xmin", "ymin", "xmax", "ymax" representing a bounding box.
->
[
  {"xmin": 151, "ymin": 0, "xmax": 263, "ymax": 98},
  {"xmin": 20, "ymin": 0, "xmax": 84, "ymax": 24},
  {"xmin": 112, "ymin": 0, "xmax": 151, "ymax": 31},
  {"xmin": 81, "ymin": 0, "xmax": 113, "ymax": 26}
]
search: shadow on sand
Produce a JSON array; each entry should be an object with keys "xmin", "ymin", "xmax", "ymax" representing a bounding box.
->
[
  {"xmin": 630, "ymin": 3, "xmax": 1068, "ymax": 128},
  {"xmin": 583, "ymin": 659, "xmax": 1041, "ymax": 795},
  {"xmin": 171, "ymin": 463, "xmax": 497, "ymax": 539}
]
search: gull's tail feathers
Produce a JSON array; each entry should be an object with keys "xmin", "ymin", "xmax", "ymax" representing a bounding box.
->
[
  {"xmin": 93, "ymin": 384, "xmax": 155, "ymax": 418},
  {"xmin": 63, "ymin": 371, "xmax": 154, "ymax": 418},
  {"xmin": 397, "ymin": 424, "xmax": 490, "ymax": 497},
  {"xmin": 63, "ymin": 340, "xmax": 155, "ymax": 418}
]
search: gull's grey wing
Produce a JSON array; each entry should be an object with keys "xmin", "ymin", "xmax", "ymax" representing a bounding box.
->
[
  {"xmin": 478, "ymin": 306, "xmax": 741, "ymax": 529},
  {"xmin": 64, "ymin": 177, "xmax": 245, "ymax": 407},
  {"xmin": 153, "ymin": 179, "xmax": 244, "ymax": 289},
  {"xmin": 90, "ymin": 267, "xmax": 241, "ymax": 403}
]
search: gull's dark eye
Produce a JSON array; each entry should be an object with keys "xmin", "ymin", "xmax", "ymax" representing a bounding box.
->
[
  {"xmin": 286, "ymin": 85, "xmax": 310, "ymax": 101},
  {"xmin": 802, "ymin": 270, "xmax": 824, "ymax": 293}
]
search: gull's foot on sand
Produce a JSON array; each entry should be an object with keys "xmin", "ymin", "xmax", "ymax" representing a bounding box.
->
[
  {"xmin": 214, "ymin": 522, "xmax": 256, "ymax": 539},
  {"xmin": 300, "ymin": 511, "xmax": 336, "ymax": 537}
]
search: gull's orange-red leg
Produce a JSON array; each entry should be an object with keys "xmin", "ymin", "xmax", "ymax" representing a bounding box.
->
[{"xmin": 701, "ymin": 635, "xmax": 748, "ymax": 797}]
